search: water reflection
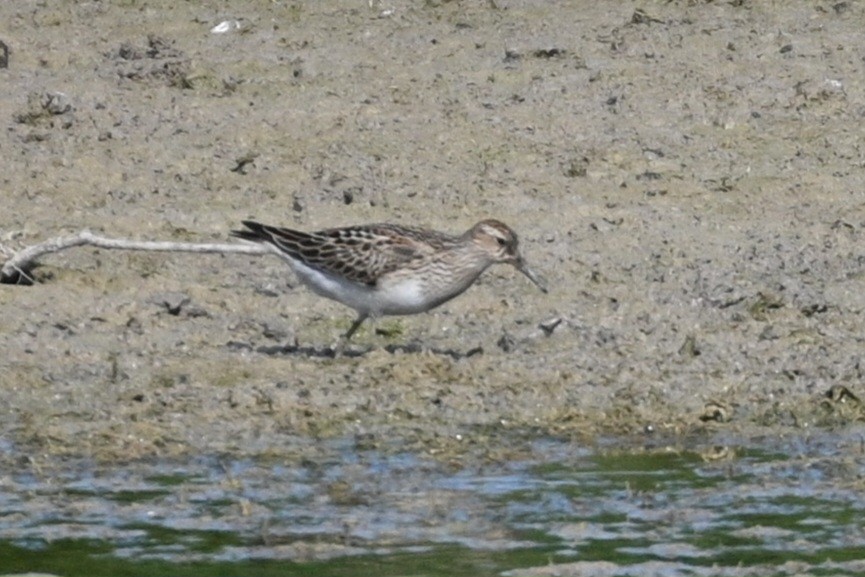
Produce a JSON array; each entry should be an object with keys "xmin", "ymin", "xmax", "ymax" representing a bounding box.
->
[{"xmin": 1, "ymin": 431, "xmax": 865, "ymax": 576}]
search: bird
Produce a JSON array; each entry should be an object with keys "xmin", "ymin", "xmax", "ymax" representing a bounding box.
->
[{"xmin": 231, "ymin": 219, "xmax": 547, "ymax": 348}]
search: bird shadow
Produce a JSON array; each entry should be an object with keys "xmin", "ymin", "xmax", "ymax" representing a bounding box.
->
[{"xmin": 227, "ymin": 340, "xmax": 484, "ymax": 360}]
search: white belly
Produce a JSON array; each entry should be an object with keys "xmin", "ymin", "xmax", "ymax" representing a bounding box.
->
[{"xmin": 289, "ymin": 259, "xmax": 430, "ymax": 316}]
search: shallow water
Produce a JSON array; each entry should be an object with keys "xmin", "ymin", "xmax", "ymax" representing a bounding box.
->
[{"xmin": 2, "ymin": 431, "xmax": 865, "ymax": 577}]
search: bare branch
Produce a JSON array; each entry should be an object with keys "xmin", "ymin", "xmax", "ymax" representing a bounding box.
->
[{"xmin": 1, "ymin": 229, "xmax": 272, "ymax": 285}]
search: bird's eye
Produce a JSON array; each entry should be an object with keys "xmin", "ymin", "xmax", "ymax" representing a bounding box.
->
[{"xmin": 496, "ymin": 237, "xmax": 507, "ymax": 246}]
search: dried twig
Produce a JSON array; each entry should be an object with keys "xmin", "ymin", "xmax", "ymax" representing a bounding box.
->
[{"xmin": 0, "ymin": 229, "xmax": 271, "ymax": 285}]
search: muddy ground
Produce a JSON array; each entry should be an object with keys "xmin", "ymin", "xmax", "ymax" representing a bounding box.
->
[{"xmin": 2, "ymin": 0, "xmax": 865, "ymax": 465}]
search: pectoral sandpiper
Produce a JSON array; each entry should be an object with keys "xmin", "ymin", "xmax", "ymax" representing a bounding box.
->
[{"xmin": 232, "ymin": 219, "xmax": 547, "ymax": 347}]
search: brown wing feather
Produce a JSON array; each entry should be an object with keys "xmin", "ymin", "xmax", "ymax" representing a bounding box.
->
[{"xmin": 232, "ymin": 221, "xmax": 457, "ymax": 286}]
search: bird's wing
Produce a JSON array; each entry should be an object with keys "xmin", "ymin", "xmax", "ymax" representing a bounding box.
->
[
  {"xmin": 311, "ymin": 224, "xmax": 447, "ymax": 285},
  {"xmin": 233, "ymin": 222, "xmax": 449, "ymax": 286}
]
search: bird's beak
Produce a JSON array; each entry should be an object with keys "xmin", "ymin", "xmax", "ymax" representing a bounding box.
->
[{"xmin": 515, "ymin": 258, "xmax": 548, "ymax": 293}]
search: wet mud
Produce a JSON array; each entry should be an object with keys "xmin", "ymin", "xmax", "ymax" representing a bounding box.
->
[{"xmin": 2, "ymin": 1, "xmax": 865, "ymax": 465}]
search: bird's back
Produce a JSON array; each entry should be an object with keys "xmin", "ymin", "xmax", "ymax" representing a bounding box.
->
[{"xmin": 231, "ymin": 221, "xmax": 458, "ymax": 286}]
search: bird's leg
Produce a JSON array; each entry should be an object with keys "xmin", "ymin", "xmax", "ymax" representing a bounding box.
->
[
  {"xmin": 334, "ymin": 313, "xmax": 368, "ymax": 357},
  {"xmin": 344, "ymin": 313, "xmax": 368, "ymax": 340}
]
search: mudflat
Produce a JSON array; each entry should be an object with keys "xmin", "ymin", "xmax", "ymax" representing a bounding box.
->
[{"xmin": 2, "ymin": 1, "xmax": 865, "ymax": 463}]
